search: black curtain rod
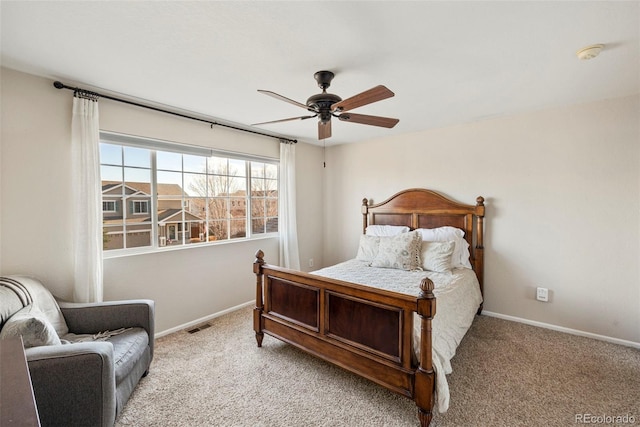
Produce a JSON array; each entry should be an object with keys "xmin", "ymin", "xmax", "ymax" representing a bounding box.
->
[{"xmin": 53, "ymin": 81, "xmax": 297, "ymax": 144}]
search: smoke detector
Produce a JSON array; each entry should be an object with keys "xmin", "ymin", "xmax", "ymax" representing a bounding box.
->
[{"xmin": 576, "ymin": 44, "xmax": 604, "ymax": 60}]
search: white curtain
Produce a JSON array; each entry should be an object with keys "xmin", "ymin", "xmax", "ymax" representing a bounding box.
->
[
  {"xmin": 71, "ymin": 95, "xmax": 103, "ymax": 302},
  {"xmin": 279, "ymin": 142, "xmax": 301, "ymax": 270}
]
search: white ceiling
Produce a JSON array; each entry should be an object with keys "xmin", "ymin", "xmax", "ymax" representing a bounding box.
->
[{"xmin": 1, "ymin": 1, "xmax": 639, "ymax": 146}]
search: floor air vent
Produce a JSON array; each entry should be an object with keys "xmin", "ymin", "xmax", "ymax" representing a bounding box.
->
[{"xmin": 187, "ymin": 323, "xmax": 211, "ymax": 334}]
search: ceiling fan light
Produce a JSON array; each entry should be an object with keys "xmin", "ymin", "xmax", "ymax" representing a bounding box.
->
[{"xmin": 576, "ymin": 44, "xmax": 604, "ymax": 60}]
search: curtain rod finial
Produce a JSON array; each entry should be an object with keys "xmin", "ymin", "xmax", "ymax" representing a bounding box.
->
[{"xmin": 53, "ymin": 81, "xmax": 64, "ymax": 89}]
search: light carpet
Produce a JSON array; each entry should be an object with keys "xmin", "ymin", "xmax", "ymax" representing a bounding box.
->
[{"xmin": 116, "ymin": 307, "xmax": 639, "ymax": 427}]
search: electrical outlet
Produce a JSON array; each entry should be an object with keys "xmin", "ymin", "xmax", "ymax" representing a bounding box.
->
[
  {"xmin": 308, "ymin": 258, "xmax": 314, "ymax": 268},
  {"xmin": 536, "ymin": 287, "xmax": 549, "ymax": 302}
]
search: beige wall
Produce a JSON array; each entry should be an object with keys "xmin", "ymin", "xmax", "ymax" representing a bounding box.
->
[
  {"xmin": 323, "ymin": 94, "xmax": 640, "ymax": 344},
  {"xmin": 0, "ymin": 68, "xmax": 324, "ymax": 333},
  {"xmin": 3, "ymin": 66, "xmax": 637, "ymax": 344},
  {"xmin": 1, "ymin": 68, "xmax": 75, "ymax": 292}
]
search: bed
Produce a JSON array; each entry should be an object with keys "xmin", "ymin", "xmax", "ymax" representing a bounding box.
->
[{"xmin": 253, "ymin": 188, "xmax": 485, "ymax": 426}]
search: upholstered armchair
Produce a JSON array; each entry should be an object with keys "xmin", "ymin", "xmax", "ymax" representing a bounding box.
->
[{"xmin": 0, "ymin": 276, "xmax": 154, "ymax": 427}]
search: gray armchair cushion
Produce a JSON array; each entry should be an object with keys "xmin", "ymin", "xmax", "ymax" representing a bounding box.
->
[{"xmin": 109, "ymin": 328, "xmax": 149, "ymax": 385}]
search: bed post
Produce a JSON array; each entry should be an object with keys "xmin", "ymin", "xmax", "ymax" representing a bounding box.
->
[
  {"xmin": 361, "ymin": 198, "xmax": 369, "ymax": 233},
  {"xmin": 415, "ymin": 277, "xmax": 436, "ymax": 426},
  {"xmin": 253, "ymin": 249, "xmax": 265, "ymax": 347},
  {"xmin": 475, "ymin": 196, "xmax": 485, "ymax": 314}
]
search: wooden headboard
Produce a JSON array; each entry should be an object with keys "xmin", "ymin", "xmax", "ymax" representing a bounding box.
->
[{"xmin": 362, "ymin": 188, "xmax": 485, "ymax": 297}]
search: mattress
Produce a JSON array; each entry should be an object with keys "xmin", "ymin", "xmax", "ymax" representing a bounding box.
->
[{"xmin": 311, "ymin": 259, "xmax": 483, "ymax": 413}]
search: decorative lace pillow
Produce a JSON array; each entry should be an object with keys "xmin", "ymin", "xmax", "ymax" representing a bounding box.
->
[
  {"xmin": 0, "ymin": 304, "xmax": 61, "ymax": 348},
  {"xmin": 370, "ymin": 230, "xmax": 421, "ymax": 270},
  {"xmin": 356, "ymin": 235, "xmax": 380, "ymax": 262},
  {"xmin": 420, "ymin": 240, "xmax": 456, "ymax": 273}
]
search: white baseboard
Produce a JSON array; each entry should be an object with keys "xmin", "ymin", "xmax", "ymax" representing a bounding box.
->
[
  {"xmin": 155, "ymin": 300, "xmax": 254, "ymax": 338},
  {"xmin": 482, "ymin": 311, "xmax": 640, "ymax": 350}
]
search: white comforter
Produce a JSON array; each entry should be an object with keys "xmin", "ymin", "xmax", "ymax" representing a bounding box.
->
[{"xmin": 311, "ymin": 259, "xmax": 483, "ymax": 413}]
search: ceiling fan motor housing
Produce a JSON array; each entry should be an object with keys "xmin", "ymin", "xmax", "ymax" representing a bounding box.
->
[
  {"xmin": 306, "ymin": 93, "xmax": 342, "ymax": 123},
  {"xmin": 309, "ymin": 70, "xmax": 342, "ymax": 123}
]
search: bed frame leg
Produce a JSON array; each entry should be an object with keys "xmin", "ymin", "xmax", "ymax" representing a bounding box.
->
[
  {"xmin": 418, "ymin": 408, "xmax": 433, "ymax": 427},
  {"xmin": 254, "ymin": 250, "xmax": 265, "ymax": 347},
  {"xmin": 415, "ymin": 367, "xmax": 435, "ymax": 426},
  {"xmin": 254, "ymin": 309, "xmax": 264, "ymax": 347}
]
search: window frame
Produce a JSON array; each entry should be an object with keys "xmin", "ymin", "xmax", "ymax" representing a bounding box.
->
[{"xmin": 100, "ymin": 131, "xmax": 279, "ymax": 258}]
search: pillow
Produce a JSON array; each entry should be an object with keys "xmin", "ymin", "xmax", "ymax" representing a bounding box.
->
[
  {"xmin": 417, "ymin": 226, "xmax": 472, "ymax": 269},
  {"xmin": 365, "ymin": 225, "xmax": 410, "ymax": 237},
  {"xmin": 0, "ymin": 304, "xmax": 62, "ymax": 348},
  {"xmin": 420, "ymin": 240, "xmax": 456, "ymax": 273},
  {"xmin": 356, "ymin": 234, "xmax": 380, "ymax": 262},
  {"xmin": 370, "ymin": 230, "xmax": 421, "ymax": 271}
]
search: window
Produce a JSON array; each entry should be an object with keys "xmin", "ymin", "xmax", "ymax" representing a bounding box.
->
[
  {"xmin": 102, "ymin": 201, "xmax": 116, "ymax": 212},
  {"xmin": 132, "ymin": 200, "xmax": 149, "ymax": 214},
  {"xmin": 99, "ymin": 133, "xmax": 279, "ymax": 253},
  {"xmin": 250, "ymin": 162, "xmax": 278, "ymax": 235}
]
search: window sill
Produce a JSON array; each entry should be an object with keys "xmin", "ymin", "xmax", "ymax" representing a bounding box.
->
[{"xmin": 102, "ymin": 234, "xmax": 278, "ymax": 259}]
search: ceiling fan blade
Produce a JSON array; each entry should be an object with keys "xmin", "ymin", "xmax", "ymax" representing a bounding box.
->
[
  {"xmin": 318, "ymin": 120, "xmax": 332, "ymax": 140},
  {"xmin": 331, "ymin": 85, "xmax": 395, "ymax": 112},
  {"xmin": 337, "ymin": 113, "xmax": 399, "ymax": 128},
  {"xmin": 252, "ymin": 115, "xmax": 317, "ymax": 126},
  {"xmin": 257, "ymin": 90, "xmax": 311, "ymax": 111}
]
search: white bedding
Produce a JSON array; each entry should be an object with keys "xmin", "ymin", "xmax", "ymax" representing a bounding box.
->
[{"xmin": 311, "ymin": 259, "xmax": 483, "ymax": 413}]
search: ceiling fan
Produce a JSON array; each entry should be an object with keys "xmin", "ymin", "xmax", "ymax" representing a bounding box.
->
[{"xmin": 252, "ymin": 71, "xmax": 399, "ymax": 140}]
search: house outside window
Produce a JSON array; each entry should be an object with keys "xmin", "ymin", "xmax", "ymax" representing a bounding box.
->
[{"xmin": 99, "ymin": 132, "xmax": 279, "ymax": 254}]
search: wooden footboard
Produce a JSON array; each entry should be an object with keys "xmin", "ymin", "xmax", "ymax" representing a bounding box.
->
[{"xmin": 253, "ymin": 250, "xmax": 436, "ymax": 426}]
